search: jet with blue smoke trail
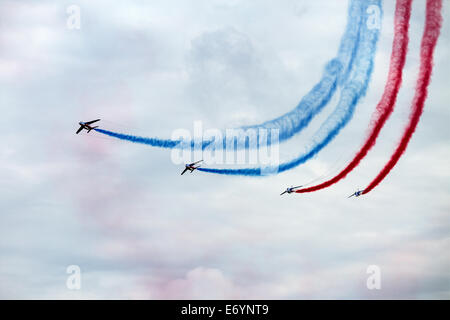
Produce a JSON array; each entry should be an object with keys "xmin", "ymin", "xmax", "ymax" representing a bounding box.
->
[
  {"xmin": 197, "ymin": 0, "xmax": 381, "ymax": 176},
  {"xmin": 76, "ymin": 119, "xmax": 101, "ymax": 134},
  {"xmin": 95, "ymin": 0, "xmax": 366, "ymax": 150}
]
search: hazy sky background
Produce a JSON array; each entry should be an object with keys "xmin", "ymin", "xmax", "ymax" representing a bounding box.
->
[{"xmin": 0, "ymin": 0, "xmax": 449, "ymax": 299}]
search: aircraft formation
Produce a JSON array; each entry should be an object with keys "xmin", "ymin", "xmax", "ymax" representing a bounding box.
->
[
  {"xmin": 75, "ymin": 0, "xmax": 443, "ymax": 200},
  {"xmin": 77, "ymin": 119, "xmax": 363, "ymax": 198}
]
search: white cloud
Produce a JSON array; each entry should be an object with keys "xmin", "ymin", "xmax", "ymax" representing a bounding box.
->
[{"xmin": 0, "ymin": 0, "xmax": 448, "ymax": 299}]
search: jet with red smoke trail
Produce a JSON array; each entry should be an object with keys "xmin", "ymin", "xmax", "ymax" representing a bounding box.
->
[
  {"xmin": 348, "ymin": 189, "xmax": 364, "ymax": 198},
  {"xmin": 362, "ymin": 0, "xmax": 443, "ymax": 195},
  {"xmin": 280, "ymin": 186, "xmax": 303, "ymax": 196},
  {"xmin": 294, "ymin": 0, "xmax": 412, "ymax": 195}
]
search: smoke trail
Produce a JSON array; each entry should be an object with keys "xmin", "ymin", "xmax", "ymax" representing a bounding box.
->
[
  {"xmin": 362, "ymin": 0, "xmax": 443, "ymax": 194},
  {"xmin": 94, "ymin": 128, "xmax": 180, "ymax": 149},
  {"xmin": 240, "ymin": 0, "xmax": 365, "ymax": 145},
  {"xmin": 198, "ymin": 0, "xmax": 381, "ymax": 176},
  {"xmin": 296, "ymin": 0, "xmax": 412, "ymax": 194},
  {"xmin": 94, "ymin": 0, "xmax": 365, "ymax": 149}
]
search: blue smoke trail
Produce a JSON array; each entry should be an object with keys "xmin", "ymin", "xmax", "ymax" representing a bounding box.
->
[
  {"xmin": 94, "ymin": 128, "xmax": 180, "ymax": 149},
  {"xmin": 95, "ymin": 0, "xmax": 365, "ymax": 149},
  {"xmin": 198, "ymin": 0, "xmax": 381, "ymax": 176},
  {"xmin": 239, "ymin": 0, "xmax": 364, "ymax": 144}
]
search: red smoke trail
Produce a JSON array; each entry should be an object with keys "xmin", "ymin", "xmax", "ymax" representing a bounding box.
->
[
  {"xmin": 362, "ymin": 0, "xmax": 443, "ymax": 194},
  {"xmin": 296, "ymin": 0, "xmax": 412, "ymax": 194}
]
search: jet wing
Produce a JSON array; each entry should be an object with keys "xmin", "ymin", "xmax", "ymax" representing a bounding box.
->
[
  {"xmin": 85, "ymin": 119, "xmax": 100, "ymax": 125},
  {"xmin": 191, "ymin": 160, "xmax": 203, "ymax": 165},
  {"xmin": 76, "ymin": 126, "xmax": 84, "ymax": 134},
  {"xmin": 348, "ymin": 194, "xmax": 355, "ymax": 198},
  {"xmin": 280, "ymin": 191, "xmax": 287, "ymax": 196},
  {"xmin": 181, "ymin": 167, "xmax": 189, "ymax": 175}
]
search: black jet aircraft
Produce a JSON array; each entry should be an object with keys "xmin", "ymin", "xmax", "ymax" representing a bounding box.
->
[
  {"xmin": 76, "ymin": 119, "xmax": 100, "ymax": 134},
  {"xmin": 280, "ymin": 185, "xmax": 303, "ymax": 196},
  {"xmin": 181, "ymin": 160, "xmax": 203, "ymax": 175}
]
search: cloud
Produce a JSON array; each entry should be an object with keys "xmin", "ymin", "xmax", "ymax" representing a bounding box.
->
[
  {"xmin": 151, "ymin": 267, "xmax": 238, "ymax": 299},
  {"xmin": 0, "ymin": 0, "xmax": 448, "ymax": 299}
]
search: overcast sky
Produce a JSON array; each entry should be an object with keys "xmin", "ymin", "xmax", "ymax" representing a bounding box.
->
[{"xmin": 0, "ymin": 0, "xmax": 449, "ymax": 299}]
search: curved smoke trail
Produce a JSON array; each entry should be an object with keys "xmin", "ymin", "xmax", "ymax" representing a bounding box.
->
[
  {"xmin": 198, "ymin": 0, "xmax": 381, "ymax": 176},
  {"xmin": 95, "ymin": 0, "xmax": 365, "ymax": 149},
  {"xmin": 295, "ymin": 0, "xmax": 412, "ymax": 194},
  {"xmin": 362, "ymin": 0, "xmax": 443, "ymax": 194}
]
